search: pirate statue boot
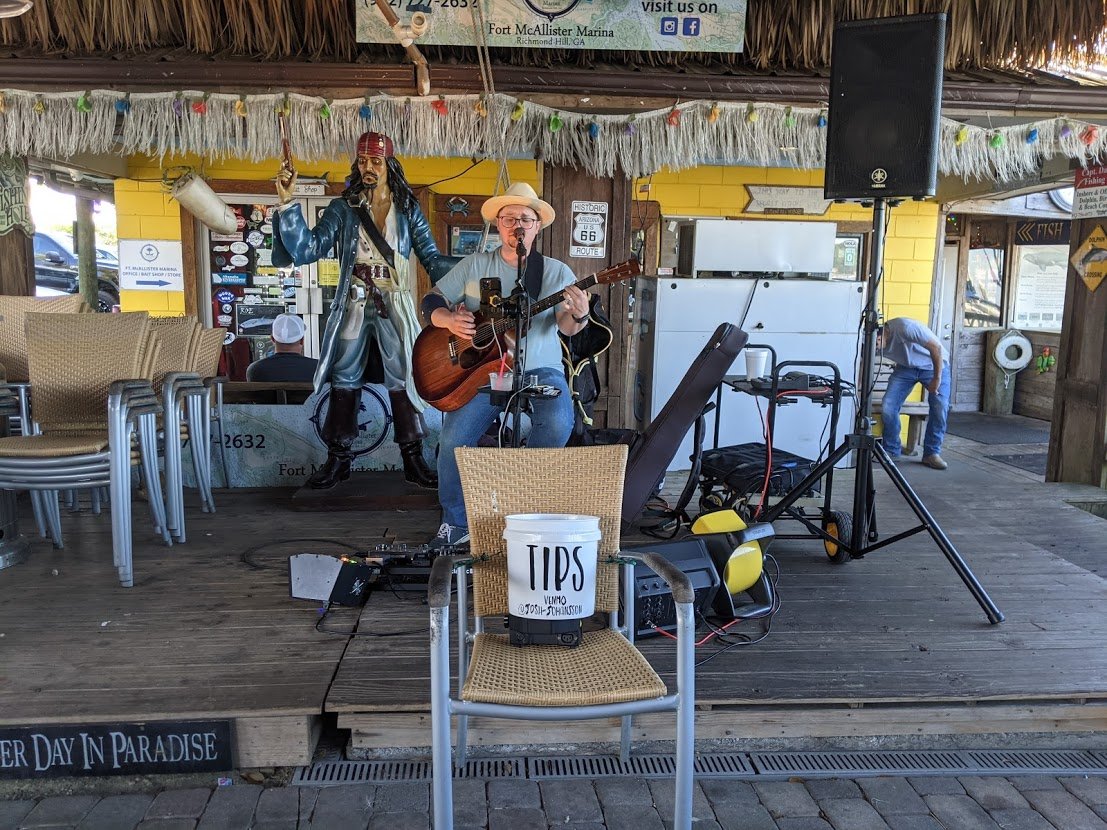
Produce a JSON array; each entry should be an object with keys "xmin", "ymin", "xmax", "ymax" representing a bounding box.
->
[
  {"xmin": 390, "ymin": 390, "xmax": 438, "ymax": 489},
  {"xmin": 305, "ymin": 387, "xmax": 360, "ymax": 489}
]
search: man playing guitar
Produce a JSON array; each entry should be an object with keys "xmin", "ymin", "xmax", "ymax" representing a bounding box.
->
[{"xmin": 420, "ymin": 182, "xmax": 591, "ymax": 549}]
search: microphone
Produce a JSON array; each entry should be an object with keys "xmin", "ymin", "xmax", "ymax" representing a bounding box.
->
[{"xmin": 513, "ymin": 226, "xmax": 526, "ymax": 256}]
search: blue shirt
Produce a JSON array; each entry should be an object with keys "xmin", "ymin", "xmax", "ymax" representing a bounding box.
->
[
  {"xmin": 435, "ymin": 251, "xmax": 576, "ymax": 371},
  {"xmin": 882, "ymin": 317, "xmax": 948, "ymax": 370}
]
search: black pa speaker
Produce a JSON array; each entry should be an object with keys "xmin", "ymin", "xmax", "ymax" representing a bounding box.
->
[{"xmin": 824, "ymin": 13, "xmax": 946, "ymax": 200}]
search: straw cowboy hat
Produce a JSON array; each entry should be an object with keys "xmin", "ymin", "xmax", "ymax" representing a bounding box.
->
[{"xmin": 481, "ymin": 182, "xmax": 556, "ymax": 228}]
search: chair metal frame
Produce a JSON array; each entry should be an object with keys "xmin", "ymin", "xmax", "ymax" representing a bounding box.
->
[
  {"xmin": 160, "ymin": 325, "xmax": 227, "ymax": 541},
  {"xmin": 0, "ymin": 313, "xmax": 171, "ymax": 586},
  {"xmin": 427, "ymin": 446, "xmax": 697, "ymax": 830}
]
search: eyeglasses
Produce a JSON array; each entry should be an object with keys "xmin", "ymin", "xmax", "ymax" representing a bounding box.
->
[{"xmin": 497, "ymin": 215, "xmax": 538, "ymax": 228}]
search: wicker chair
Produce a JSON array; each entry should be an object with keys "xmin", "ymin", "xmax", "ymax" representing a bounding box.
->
[
  {"xmin": 156, "ymin": 324, "xmax": 228, "ymax": 535},
  {"xmin": 0, "ymin": 295, "xmax": 92, "ymax": 534},
  {"xmin": 150, "ymin": 316, "xmax": 203, "ymax": 542},
  {"xmin": 188, "ymin": 327, "xmax": 227, "ymax": 505},
  {"xmin": 428, "ymin": 445, "xmax": 696, "ymax": 829},
  {"xmin": 0, "ymin": 295, "xmax": 90, "ymax": 386},
  {"xmin": 0, "ymin": 312, "xmax": 170, "ymax": 587}
]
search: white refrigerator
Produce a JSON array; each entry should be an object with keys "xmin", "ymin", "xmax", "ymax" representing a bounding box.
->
[{"xmin": 632, "ymin": 277, "xmax": 865, "ymax": 472}]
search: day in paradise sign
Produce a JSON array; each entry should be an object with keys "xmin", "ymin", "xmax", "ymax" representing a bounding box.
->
[{"xmin": 358, "ymin": 0, "xmax": 746, "ymax": 53}]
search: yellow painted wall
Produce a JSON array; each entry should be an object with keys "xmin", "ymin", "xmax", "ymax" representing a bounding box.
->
[
  {"xmin": 640, "ymin": 164, "xmax": 941, "ymax": 439},
  {"xmin": 114, "ymin": 153, "xmax": 541, "ymax": 315}
]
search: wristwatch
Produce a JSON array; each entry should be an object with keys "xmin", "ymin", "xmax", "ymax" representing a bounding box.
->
[{"xmin": 572, "ymin": 313, "xmax": 589, "ymax": 324}]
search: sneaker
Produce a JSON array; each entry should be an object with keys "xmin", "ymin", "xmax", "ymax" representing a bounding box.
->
[
  {"xmin": 921, "ymin": 454, "xmax": 948, "ymax": 470},
  {"xmin": 428, "ymin": 522, "xmax": 470, "ymax": 551}
]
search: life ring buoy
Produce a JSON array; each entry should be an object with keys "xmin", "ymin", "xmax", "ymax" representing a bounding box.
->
[{"xmin": 993, "ymin": 330, "xmax": 1033, "ymax": 372}]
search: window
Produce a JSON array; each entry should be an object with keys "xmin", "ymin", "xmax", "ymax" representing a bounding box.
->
[
  {"xmin": 964, "ymin": 247, "xmax": 1003, "ymax": 328},
  {"xmin": 1048, "ymin": 187, "xmax": 1074, "ymax": 213}
]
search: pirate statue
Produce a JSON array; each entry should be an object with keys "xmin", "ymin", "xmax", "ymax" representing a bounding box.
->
[{"xmin": 273, "ymin": 132, "xmax": 458, "ymax": 489}]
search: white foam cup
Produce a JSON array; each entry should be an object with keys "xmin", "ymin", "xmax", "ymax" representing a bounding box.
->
[{"xmin": 744, "ymin": 348, "xmax": 770, "ymax": 378}]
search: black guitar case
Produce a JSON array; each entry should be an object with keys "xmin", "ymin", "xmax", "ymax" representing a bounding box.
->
[{"xmin": 621, "ymin": 323, "xmax": 749, "ymax": 524}]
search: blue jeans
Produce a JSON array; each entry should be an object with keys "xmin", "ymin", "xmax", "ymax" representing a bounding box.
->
[
  {"xmin": 880, "ymin": 363, "xmax": 951, "ymax": 458},
  {"xmin": 437, "ymin": 365, "xmax": 574, "ymax": 528}
]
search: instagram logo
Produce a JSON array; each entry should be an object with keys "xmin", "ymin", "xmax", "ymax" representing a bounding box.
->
[{"xmin": 659, "ymin": 17, "xmax": 677, "ymax": 35}]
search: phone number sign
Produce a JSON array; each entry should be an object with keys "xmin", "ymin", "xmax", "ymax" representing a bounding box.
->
[
  {"xmin": 357, "ymin": 1, "xmax": 746, "ymax": 53},
  {"xmin": 570, "ymin": 200, "xmax": 608, "ymax": 259}
]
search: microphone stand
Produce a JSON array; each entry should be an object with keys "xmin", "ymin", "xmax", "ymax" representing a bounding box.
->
[{"xmin": 504, "ymin": 230, "xmax": 530, "ymax": 448}]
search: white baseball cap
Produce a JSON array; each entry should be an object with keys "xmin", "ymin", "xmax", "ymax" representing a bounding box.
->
[{"xmin": 271, "ymin": 313, "xmax": 306, "ymax": 344}]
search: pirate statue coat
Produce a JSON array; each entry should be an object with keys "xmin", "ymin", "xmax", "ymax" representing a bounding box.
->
[{"xmin": 273, "ymin": 131, "xmax": 457, "ymax": 489}]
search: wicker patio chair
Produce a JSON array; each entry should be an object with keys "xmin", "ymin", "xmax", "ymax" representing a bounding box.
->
[
  {"xmin": 186, "ymin": 327, "xmax": 227, "ymax": 506},
  {"xmin": 0, "ymin": 295, "xmax": 90, "ymax": 386},
  {"xmin": 0, "ymin": 295, "xmax": 92, "ymax": 534},
  {"xmin": 151, "ymin": 316, "xmax": 203, "ymax": 541},
  {"xmin": 428, "ymin": 445, "xmax": 696, "ymax": 829},
  {"xmin": 0, "ymin": 312, "xmax": 170, "ymax": 587}
]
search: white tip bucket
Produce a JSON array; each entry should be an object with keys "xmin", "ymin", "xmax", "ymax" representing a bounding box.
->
[{"xmin": 504, "ymin": 514, "xmax": 601, "ymax": 620}]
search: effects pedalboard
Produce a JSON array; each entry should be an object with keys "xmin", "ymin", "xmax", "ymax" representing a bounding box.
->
[{"xmin": 289, "ymin": 543, "xmax": 463, "ymax": 606}]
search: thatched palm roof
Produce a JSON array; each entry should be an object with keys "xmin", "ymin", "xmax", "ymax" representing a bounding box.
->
[{"xmin": 2, "ymin": 0, "xmax": 1104, "ymax": 72}]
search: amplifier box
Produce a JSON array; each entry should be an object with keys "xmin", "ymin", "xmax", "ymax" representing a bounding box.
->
[
  {"xmin": 626, "ymin": 539, "xmax": 720, "ymax": 638},
  {"xmin": 288, "ymin": 553, "xmax": 378, "ymax": 607}
]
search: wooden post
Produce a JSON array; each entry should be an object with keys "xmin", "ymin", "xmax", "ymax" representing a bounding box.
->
[
  {"xmin": 0, "ymin": 155, "xmax": 35, "ymax": 297},
  {"xmin": 75, "ymin": 196, "xmax": 99, "ymax": 309},
  {"xmin": 540, "ymin": 165, "xmax": 632, "ymax": 429},
  {"xmin": 1047, "ymin": 216, "xmax": 1107, "ymax": 487}
]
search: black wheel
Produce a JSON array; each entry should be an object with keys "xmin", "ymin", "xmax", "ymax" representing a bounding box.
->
[
  {"xmin": 822, "ymin": 510, "xmax": 852, "ymax": 564},
  {"xmin": 96, "ymin": 289, "xmax": 118, "ymax": 313}
]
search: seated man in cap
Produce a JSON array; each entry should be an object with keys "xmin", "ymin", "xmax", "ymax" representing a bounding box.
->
[
  {"xmin": 273, "ymin": 131, "xmax": 458, "ymax": 490},
  {"xmin": 420, "ymin": 182, "xmax": 592, "ymax": 548},
  {"xmin": 246, "ymin": 313, "xmax": 318, "ymax": 383}
]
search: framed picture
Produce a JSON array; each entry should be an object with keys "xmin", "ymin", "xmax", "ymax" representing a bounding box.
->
[
  {"xmin": 235, "ymin": 302, "xmax": 286, "ymax": 337},
  {"xmin": 451, "ymin": 227, "xmax": 501, "ymax": 257}
]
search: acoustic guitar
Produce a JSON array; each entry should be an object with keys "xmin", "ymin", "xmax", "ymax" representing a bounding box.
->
[{"xmin": 412, "ymin": 259, "xmax": 641, "ymax": 412}]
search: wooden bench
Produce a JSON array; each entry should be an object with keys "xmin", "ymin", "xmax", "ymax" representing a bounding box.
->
[{"xmin": 870, "ymin": 359, "xmax": 928, "ymax": 456}]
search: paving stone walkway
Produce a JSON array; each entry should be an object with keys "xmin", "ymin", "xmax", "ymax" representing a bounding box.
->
[{"xmin": 3, "ymin": 772, "xmax": 1107, "ymax": 829}]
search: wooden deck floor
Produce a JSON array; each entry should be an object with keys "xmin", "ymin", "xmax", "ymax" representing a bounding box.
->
[{"xmin": 2, "ymin": 427, "xmax": 1106, "ymax": 764}]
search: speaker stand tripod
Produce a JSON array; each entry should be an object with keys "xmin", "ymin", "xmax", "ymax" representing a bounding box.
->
[{"xmin": 757, "ymin": 197, "xmax": 1004, "ymax": 624}]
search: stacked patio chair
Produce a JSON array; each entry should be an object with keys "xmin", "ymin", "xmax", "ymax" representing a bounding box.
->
[
  {"xmin": 150, "ymin": 316, "xmax": 203, "ymax": 542},
  {"xmin": 0, "ymin": 295, "xmax": 92, "ymax": 535},
  {"xmin": 428, "ymin": 445, "xmax": 696, "ymax": 830},
  {"xmin": 0, "ymin": 312, "xmax": 171, "ymax": 587},
  {"xmin": 189, "ymin": 326, "xmax": 227, "ymax": 506}
]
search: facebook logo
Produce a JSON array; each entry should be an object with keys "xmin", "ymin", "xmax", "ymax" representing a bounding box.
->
[
  {"xmin": 682, "ymin": 17, "xmax": 700, "ymax": 36},
  {"xmin": 659, "ymin": 17, "xmax": 677, "ymax": 35}
]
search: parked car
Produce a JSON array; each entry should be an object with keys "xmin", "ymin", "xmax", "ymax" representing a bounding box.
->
[{"xmin": 33, "ymin": 231, "xmax": 120, "ymax": 312}]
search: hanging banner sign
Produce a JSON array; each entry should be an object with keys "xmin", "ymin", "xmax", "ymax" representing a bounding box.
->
[
  {"xmin": 357, "ymin": 1, "xmax": 746, "ymax": 53},
  {"xmin": 119, "ymin": 240, "xmax": 185, "ymax": 291},
  {"xmin": 569, "ymin": 200, "xmax": 608, "ymax": 258},
  {"xmin": 0, "ymin": 156, "xmax": 33, "ymax": 236},
  {"xmin": 1073, "ymin": 164, "xmax": 1107, "ymax": 219}
]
